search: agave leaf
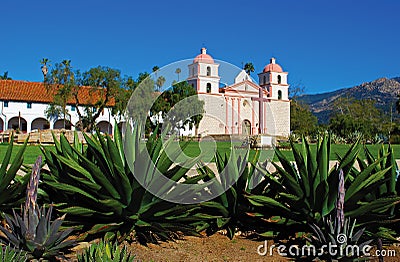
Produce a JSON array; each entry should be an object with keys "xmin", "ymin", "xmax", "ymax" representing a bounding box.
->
[
  {"xmin": 346, "ymin": 197, "xmax": 400, "ymax": 217},
  {"xmin": 44, "ymin": 181, "xmax": 99, "ymax": 202},
  {"xmin": 272, "ymin": 162, "xmax": 304, "ymax": 198},
  {"xmin": 274, "ymin": 147, "xmax": 299, "ymax": 181},
  {"xmin": 106, "ymin": 135, "xmax": 132, "ymax": 203},
  {"xmin": 58, "ymin": 206, "xmax": 108, "ymax": 216},
  {"xmin": 200, "ymin": 201, "xmax": 230, "ymax": 217},
  {"xmin": 51, "ymin": 132, "xmax": 62, "ymax": 154},
  {"xmin": 290, "ymin": 137, "xmax": 310, "ymax": 198},
  {"xmin": 336, "ymin": 138, "xmax": 361, "ymax": 178},
  {"xmin": 350, "ymin": 227, "xmax": 365, "ymax": 243},
  {"xmin": 346, "ymin": 165, "xmax": 391, "ymax": 201},
  {"xmin": 0, "ymin": 133, "xmax": 14, "ymax": 180},
  {"xmin": 60, "ymin": 133, "xmax": 74, "ymax": 158},
  {"xmin": 70, "ymin": 146, "xmax": 121, "ymax": 200},
  {"xmin": 247, "ymin": 195, "xmax": 290, "ymax": 212},
  {"xmin": 0, "ymin": 136, "xmax": 28, "ymax": 193},
  {"xmin": 35, "ymin": 207, "xmax": 50, "ymax": 245},
  {"xmin": 86, "ymin": 223, "xmax": 123, "ymax": 235},
  {"xmin": 53, "ymin": 153, "xmax": 96, "ymax": 184}
]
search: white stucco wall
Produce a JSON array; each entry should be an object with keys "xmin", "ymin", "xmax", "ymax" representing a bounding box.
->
[{"xmin": 0, "ymin": 100, "xmax": 118, "ymax": 134}]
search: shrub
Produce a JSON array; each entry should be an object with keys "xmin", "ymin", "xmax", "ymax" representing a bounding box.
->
[
  {"xmin": 77, "ymin": 239, "xmax": 135, "ymax": 262},
  {"xmin": 0, "ymin": 245, "xmax": 27, "ymax": 262},
  {"xmin": 41, "ymin": 124, "xmax": 205, "ymax": 243},
  {"xmin": 0, "ymin": 156, "xmax": 75, "ymax": 260},
  {"xmin": 246, "ymin": 134, "xmax": 400, "ymax": 239}
]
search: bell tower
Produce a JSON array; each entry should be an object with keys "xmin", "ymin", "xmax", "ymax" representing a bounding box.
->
[
  {"xmin": 258, "ymin": 57, "xmax": 289, "ymax": 100},
  {"xmin": 187, "ymin": 48, "xmax": 220, "ymax": 93}
]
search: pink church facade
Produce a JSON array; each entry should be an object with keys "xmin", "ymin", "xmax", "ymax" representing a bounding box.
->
[{"xmin": 187, "ymin": 48, "xmax": 290, "ymax": 138}]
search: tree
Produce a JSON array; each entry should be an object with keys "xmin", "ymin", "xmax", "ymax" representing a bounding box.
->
[
  {"xmin": 396, "ymin": 94, "xmax": 400, "ymax": 114},
  {"xmin": 151, "ymin": 81, "xmax": 204, "ymax": 134},
  {"xmin": 43, "ymin": 60, "xmax": 74, "ymax": 129},
  {"xmin": 74, "ymin": 66, "xmax": 123, "ymax": 131},
  {"xmin": 152, "ymin": 66, "xmax": 160, "ymax": 79},
  {"xmin": 243, "ymin": 62, "xmax": 254, "ymax": 76},
  {"xmin": 329, "ymin": 97, "xmax": 387, "ymax": 140},
  {"xmin": 156, "ymin": 76, "xmax": 166, "ymax": 91},
  {"xmin": 43, "ymin": 60, "xmax": 128, "ymax": 132},
  {"xmin": 0, "ymin": 71, "xmax": 12, "ymax": 80},
  {"xmin": 290, "ymin": 100, "xmax": 318, "ymax": 136},
  {"xmin": 175, "ymin": 68, "xmax": 181, "ymax": 82},
  {"xmin": 40, "ymin": 58, "xmax": 50, "ymax": 77},
  {"xmin": 44, "ymin": 104, "xmax": 65, "ymax": 123},
  {"xmin": 288, "ymin": 82, "xmax": 318, "ymax": 136}
]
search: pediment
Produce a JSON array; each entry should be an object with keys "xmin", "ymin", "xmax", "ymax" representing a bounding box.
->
[{"xmin": 224, "ymin": 80, "xmax": 263, "ymax": 94}]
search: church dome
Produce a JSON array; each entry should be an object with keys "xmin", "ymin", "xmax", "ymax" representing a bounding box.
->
[
  {"xmin": 263, "ymin": 57, "xmax": 283, "ymax": 73},
  {"xmin": 194, "ymin": 48, "xmax": 214, "ymax": 63}
]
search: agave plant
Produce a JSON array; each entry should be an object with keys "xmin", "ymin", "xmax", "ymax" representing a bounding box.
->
[
  {"xmin": 77, "ymin": 239, "xmax": 135, "ymax": 262},
  {"xmin": 246, "ymin": 133, "xmax": 400, "ymax": 239},
  {"xmin": 0, "ymin": 133, "xmax": 29, "ymax": 213},
  {"xmin": 40, "ymin": 123, "xmax": 207, "ymax": 243},
  {"xmin": 307, "ymin": 217, "xmax": 373, "ymax": 261},
  {"xmin": 306, "ymin": 168, "xmax": 373, "ymax": 261},
  {"xmin": 353, "ymin": 144, "xmax": 400, "ymax": 239},
  {"xmin": 0, "ymin": 156, "xmax": 75, "ymax": 260},
  {"xmin": 0, "ymin": 245, "xmax": 28, "ymax": 262},
  {"xmin": 195, "ymin": 149, "xmax": 272, "ymax": 239}
]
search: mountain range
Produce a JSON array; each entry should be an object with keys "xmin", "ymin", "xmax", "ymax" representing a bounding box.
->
[{"xmin": 297, "ymin": 77, "xmax": 400, "ymax": 124}]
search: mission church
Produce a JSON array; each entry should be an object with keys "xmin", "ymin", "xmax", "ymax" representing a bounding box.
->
[
  {"xmin": 0, "ymin": 48, "xmax": 290, "ymax": 139},
  {"xmin": 186, "ymin": 48, "xmax": 290, "ymax": 138}
]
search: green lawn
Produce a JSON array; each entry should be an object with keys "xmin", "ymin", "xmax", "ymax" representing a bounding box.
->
[
  {"xmin": 0, "ymin": 144, "xmax": 56, "ymax": 165},
  {"xmin": 1, "ymin": 142, "xmax": 400, "ymax": 165},
  {"xmin": 180, "ymin": 141, "xmax": 400, "ymax": 162}
]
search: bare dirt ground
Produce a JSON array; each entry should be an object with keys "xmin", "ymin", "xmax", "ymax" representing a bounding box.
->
[
  {"xmin": 129, "ymin": 233, "xmax": 400, "ymax": 262},
  {"xmin": 130, "ymin": 233, "xmax": 286, "ymax": 262}
]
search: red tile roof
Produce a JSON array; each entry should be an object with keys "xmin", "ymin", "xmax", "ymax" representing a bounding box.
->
[{"xmin": 0, "ymin": 80, "xmax": 115, "ymax": 106}]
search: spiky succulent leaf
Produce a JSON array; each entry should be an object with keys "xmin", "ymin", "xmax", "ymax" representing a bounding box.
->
[{"xmin": 0, "ymin": 133, "xmax": 30, "ymax": 213}]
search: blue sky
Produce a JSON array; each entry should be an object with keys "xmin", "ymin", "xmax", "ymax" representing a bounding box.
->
[{"xmin": 1, "ymin": 0, "xmax": 399, "ymax": 94}]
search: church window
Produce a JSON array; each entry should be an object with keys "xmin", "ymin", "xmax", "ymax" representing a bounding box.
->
[
  {"xmin": 207, "ymin": 66, "xmax": 211, "ymax": 76},
  {"xmin": 27, "ymin": 102, "xmax": 32, "ymax": 109},
  {"xmin": 278, "ymin": 90, "xmax": 282, "ymax": 100},
  {"xmin": 206, "ymin": 83, "xmax": 211, "ymax": 93},
  {"xmin": 192, "ymin": 67, "xmax": 195, "ymax": 76},
  {"xmin": 191, "ymin": 83, "xmax": 194, "ymax": 88},
  {"xmin": 277, "ymin": 75, "xmax": 282, "ymax": 84},
  {"xmin": 263, "ymin": 75, "xmax": 266, "ymax": 84},
  {"xmin": 4, "ymin": 101, "xmax": 8, "ymax": 107}
]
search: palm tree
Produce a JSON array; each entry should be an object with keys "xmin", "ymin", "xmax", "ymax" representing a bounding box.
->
[
  {"xmin": 175, "ymin": 68, "xmax": 181, "ymax": 82},
  {"xmin": 45, "ymin": 104, "xmax": 64, "ymax": 123},
  {"xmin": 243, "ymin": 62, "xmax": 255, "ymax": 76},
  {"xmin": 0, "ymin": 71, "xmax": 11, "ymax": 80},
  {"xmin": 40, "ymin": 58, "xmax": 50, "ymax": 78},
  {"xmin": 153, "ymin": 66, "xmax": 160, "ymax": 79},
  {"xmin": 156, "ymin": 76, "xmax": 166, "ymax": 91}
]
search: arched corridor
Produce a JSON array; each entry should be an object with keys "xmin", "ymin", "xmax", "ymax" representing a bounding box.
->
[{"xmin": 8, "ymin": 116, "xmax": 27, "ymax": 133}]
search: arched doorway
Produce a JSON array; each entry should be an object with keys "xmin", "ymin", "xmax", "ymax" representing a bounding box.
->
[
  {"xmin": 0, "ymin": 118, "xmax": 4, "ymax": 132},
  {"xmin": 31, "ymin": 118, "xmax": 50, "ymax": 131},
  {"xmin": 242, "ymin": 119, "xmax": 251, "ymax": 135},
  {"xmin": 8, "ymin": 116, "xmax": 27, "ymax": 133},
  {"xmin": 97, "ymin": 121, "xmax": 112, "ymax": 134},
  {"xmin": 54, "ymin": 119, "xmax": 72, "ymax": 130}
]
